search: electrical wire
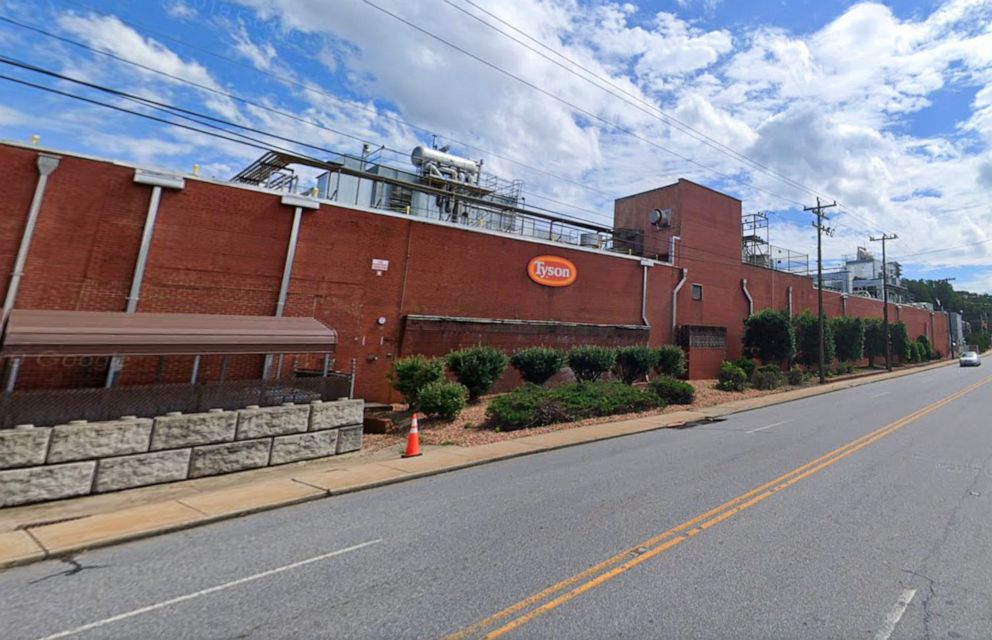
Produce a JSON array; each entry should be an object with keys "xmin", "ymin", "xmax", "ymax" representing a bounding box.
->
[{"xmin": 20, "ymin": 6, "xmax": 621, "ymax": 202}]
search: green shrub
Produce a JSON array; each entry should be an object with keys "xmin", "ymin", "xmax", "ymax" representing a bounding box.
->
[
  {"xmin": 832, "ymin": 362, "xmax": 854, "ymax": 375},
  {"xmin": 864, "ymin": 318, "xmax": 886, "ymax": 367},
  {"xmin": 743, "ymin": 309, "xmax": 795, "ymax": 364},
  {"xmin": 614, "ymin": 345, "xmax": 656, "ymax": 384},
  {"xmin": 416, "ymin": 381, "xmax": 468, "ymax": 419},
  {"xmin": 971, "ymin": 331, "xmax": 991, "ymax": 352},
  {"xmin": 915, "ymin": 335, "xmax": 932, "ymax": 360},
  {"xmin": 485, "ymin": 384, "xmax": 547, "ymax": 430},
  {"xmin": 793, "ymin": 310, "xmax": 835, "ymax": 367},
  {"xmin": 653, "ymin": 345, "xmax": 687, "ymax": 378},
  {"xmin": 909, "ymin": 341, "xmax": 923, "ymax": 363},
  {"xmin": 446, "ymin": 346, "xmax": 508, "ymax": 402},
  {"xmin": 890, "ymin": 321, "xmax": 911, "ymax": 363},
  {"xmin": 389, "ymin": 355, "xmax": 444, "ymax": 408},
  {"xmin": 732, "ymin": 357, "xmax": 756, "ymax": 380},
  {"xmin": 649, "ymin": 376, "xmax": 695, "ymax": 404},
  {"xmin": 787, "ymin": 366, "xmax": 805, "ymax": 386},
  {"xmin": 830, "ymin": 316, "xmax": 865, "ymax": 362},
  {"xmin": 567, "ymin": 346, "xmax": 616, "ymax": 382},
  {"xmin": 751, "ymin": 364, "xmax": 784, "ymax": 390},
  {"xmin": 716, "ymin": 361, "xmax": 747, "ymax": 392},
  {"xmin": 485, "ymin": 381, "xmax": 661, "ymax": 431},
  {"xmin": 509, "ymin": 347, "xmax": 565, "ymax": 385}
]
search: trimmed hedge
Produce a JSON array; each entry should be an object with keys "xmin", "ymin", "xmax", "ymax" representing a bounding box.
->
[
  {"xmin": 794, "ymin": 310, "xmax": 835, "ymax": 367},
  {"xmin": 567, "ymin": 346, "xmax": 617, "ymax": 382},
  {"xmin": 416, "ymin": 381, "xmax": 468, "ymax": 419},
  {"xmin": 486, "ymin": 381, "xmax": 661, "ymax": 431},
  {"xmin": 510, "ymin": 347, "xmax": 565, "ymax": 385},
  {"xmin": 650, "ymin": 376, "xmax": 695, "ymax": 404},
  {"xmin": 731, "ymin": 357, "xmax": 756, "ymax": 380},
  {"xmin": 446, "ymin": 346, "xmax": 508, "ymax": 402},
  {"xmin": 716, "ymin": 361, "xmax": 747, "ymax": 392},
  {"xmin": 654, "ymin": 345, "xmax": 687, "ymax": 378},
  {"xmin": 614, "ymin": 345, "xmax": 656, "ymax": 384},
  {"xmin": 743, "ymin": 309, "xmax": 795, "ymax": 364},
  {"xmin": 389, "ymin": 355, "xmax": 444, "ymax": 408},
  {"xmin": 751, "ymin": 364, "xmax": 784, "ymax": 390}
]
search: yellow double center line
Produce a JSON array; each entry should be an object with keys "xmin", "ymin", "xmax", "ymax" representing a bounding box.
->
[{"xmin": 447, "ymin": 374, "xmax": 992, "ymax": 640}]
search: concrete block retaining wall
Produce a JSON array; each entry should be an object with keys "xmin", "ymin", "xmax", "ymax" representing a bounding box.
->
[{"xmin": 0, "ymin": 399, "xmax": 364, "ymax": 507}]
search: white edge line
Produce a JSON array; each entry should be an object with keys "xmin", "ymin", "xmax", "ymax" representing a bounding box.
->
[
  {"xmin": 871, "ymin": 391, "xmax": 892, "ymax": 398},
  {"xmin": 873, "ymin": 588, "xmax": 917, "ymax": 640},
  {"xmin": 35, "ymin": 539, "xmax": 383, "ymax": 640},
  {"xmin": 745, "ymin": 419, "xmax": 794, "ymax": 434}
]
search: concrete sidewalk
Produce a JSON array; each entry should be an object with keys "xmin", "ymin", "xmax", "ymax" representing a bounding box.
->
[{"xmin": 0, "ymin": 359, "xmax": 954, "ymax": 569}]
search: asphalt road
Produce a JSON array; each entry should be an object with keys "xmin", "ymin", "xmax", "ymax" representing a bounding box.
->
[{"xmin": 3, "ymin": 363, "xmax": 992, "ymax": 639}]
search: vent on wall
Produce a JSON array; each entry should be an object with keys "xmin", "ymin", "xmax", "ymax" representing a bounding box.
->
[{"xmin": 650, "ymin": 208, "xmax": 672, "ymax": 227}]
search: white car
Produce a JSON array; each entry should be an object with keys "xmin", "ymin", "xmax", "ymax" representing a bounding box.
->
[{"xmin": 959, "ymin": 351, "xmax": 981, "ymax": 367}]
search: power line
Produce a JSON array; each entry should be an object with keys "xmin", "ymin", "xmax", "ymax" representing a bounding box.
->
[
  {"xmin": 358, "ymin": 0, "xmax": 828, "ymax": 213},
  {"xmin": 446, "ymin": 0, "xmax": 820, "ymax": 198},
  {"xmin": 38, "ymin": 1, "xmax": 887, "ymax": 237},
  {"xmin": 21, "ymin": 5, "xmax": 620, "ymax": 202}
]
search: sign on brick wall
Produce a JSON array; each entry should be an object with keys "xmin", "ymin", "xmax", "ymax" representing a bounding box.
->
[{"xmin": 527, "ymin": 255, "xmax": 577, "ymax": 287}]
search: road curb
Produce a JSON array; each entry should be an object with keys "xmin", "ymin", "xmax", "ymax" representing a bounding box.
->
[{"xmin": 0, "ymin": 358, "xmax": 958, "ymax": 570}]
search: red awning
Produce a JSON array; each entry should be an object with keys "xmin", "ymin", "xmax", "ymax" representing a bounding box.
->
[{"xmin": 1, "ymin": 310, "xmax": 337, "ymax": 356}]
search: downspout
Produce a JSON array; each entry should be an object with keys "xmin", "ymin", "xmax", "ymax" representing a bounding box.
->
[
  {"xmin": 672, "ymin": 267, "xmax": 687, "ymax": 337},
  {"xmin": 787, "ymin": 286, "xmax": 793, "ymax": 318},
  {"xmin": 741, "ymin": 278, "xmax": 753, "ymax": 315},
  {"xmin": 106, "ymin": 169, "xmax": 185, "ymax": 387},
  {"xmin": 640, "ymin": 260, "xmax": 652, "ymax": 328},
  {"xmin": 668, "ymin": 235, "xmax": 681, "ymax": 265},
  {"xmin": 2, "ymin": 153, "xmax": 61, "ymax": 326},
  {"xmin": 841, "ymin": 294, "xmax": 848, "ymax": 316},
  {"xmin": 4, "ymin": 154, "xmax": 60, "ymax": 394}
]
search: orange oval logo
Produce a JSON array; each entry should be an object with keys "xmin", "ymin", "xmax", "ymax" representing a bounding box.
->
[{"xmin": 527, "ymin": 256, "xmax": 577, "ymax": 287}]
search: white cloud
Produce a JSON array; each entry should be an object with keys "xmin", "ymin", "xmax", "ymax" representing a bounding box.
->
[
  {"xmin": 56, "ymin": 12, "xmax": 240, "ymax": 120},
  {"xmin": 165, "ymin": 2, "xmax": 197, "ymax": 20},
  {"xmin": 8, "ymin": 0, "xmax": 990, "ymax": 277}
]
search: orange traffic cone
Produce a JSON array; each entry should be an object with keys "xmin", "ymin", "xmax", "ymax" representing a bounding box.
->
[{"xmin": 402, "ymin": 413, "xmax": 422, "ymax": 458}]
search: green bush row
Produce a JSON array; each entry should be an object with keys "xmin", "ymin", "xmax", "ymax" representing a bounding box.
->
[{"xmin": 486, "ymin": 376, "xmax": 694, "ymax": 431}]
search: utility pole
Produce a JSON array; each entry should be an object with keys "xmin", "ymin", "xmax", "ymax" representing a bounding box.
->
[
  {"xmin": 804, "ymin": 198, "xmax": 836, "ymax": 384},
  {"xmin": 870, "ymin": 233, "xmax": 898, "ymax": 371}
]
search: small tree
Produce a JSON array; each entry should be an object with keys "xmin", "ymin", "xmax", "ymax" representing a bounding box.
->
[
  {"xmin": 830, "ymin": 316, "xmax": 865, "ymax": 363},
  {"xmin": 509, "ymin": 347, "xmax": 565, "ymax": 385},
  {"xmin": 614, "ymin": 345, "xmax": 656, "ymax": 384},
  {"xmin": 446, "ymin": 346, "xmax": 508, "ymax": 402},
  {"xmin": 653, "ymin": 345, "xmax": 687, "ymax": 378},
  {"xmin": 890, "ymin": 321, "xmax": 911, "ymax": 363},
  {"xmin": 389, "ymin": 355, "xmax": 444, "ymax": 409},
  {"xmin": 567, "ymin": 346, "xmax": 616, "ymax": 382},
  {"xmin": 743, "ymin": 309, "xmax": 795, "ymax": 364},
  {"xmin": 864, "ymin": 318, "xmax": 885, "ymax": 367},
  {"xmin": 793, "ymin": 310, "xmax": 835, "ymax": 367}
]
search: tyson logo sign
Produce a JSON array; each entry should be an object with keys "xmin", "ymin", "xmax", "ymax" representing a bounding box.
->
[{"xmin": 527, "ymin": 256, "xmax": 577, "ymax": 287}]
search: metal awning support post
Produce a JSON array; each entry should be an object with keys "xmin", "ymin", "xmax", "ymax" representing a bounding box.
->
[
  {"xmin": 190, "ymin": 355, "xmax": 201, "ymax": 384},
  {"xmin": 5, "ymin": 357, "xmax": 22, "ymax": 393},
  {"xmin": 106, "ymin": 169, "xmax": 185, "ymax": 388},
  {"xmin": 264, "ymin": 194, "xmax": 319, "ymax": 379},
  {"xmin": 322, "ymin": 353, "xmax": 331, "ymax": 377},
  {"xmin": 219, "ymin": 355, "xmax": 228, "ymax": 382}
]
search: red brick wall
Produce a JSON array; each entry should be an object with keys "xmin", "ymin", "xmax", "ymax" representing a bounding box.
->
[{"xmin": 0, "ymin": 144, "xmax": 949, "ymax": 401}]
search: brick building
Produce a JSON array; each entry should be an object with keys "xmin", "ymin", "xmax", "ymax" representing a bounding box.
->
[{"xmin": 0, "ymin": 141, "xmax": 949, "ymax": 402}]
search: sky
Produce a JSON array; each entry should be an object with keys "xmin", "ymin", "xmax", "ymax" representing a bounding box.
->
[{"xmin": 0, "ymin": 0, "xmax": 990, "ymax": 291}]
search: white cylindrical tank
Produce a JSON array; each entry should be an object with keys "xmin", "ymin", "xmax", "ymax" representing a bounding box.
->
[{"xmin": 411, "ymin": 146, "xmax": 480, "ymax": 176}]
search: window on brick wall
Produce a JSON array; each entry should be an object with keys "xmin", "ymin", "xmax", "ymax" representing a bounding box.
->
[{"xmin": 691, "ymin": 284, "xmax": 703, "ymax": 301}]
